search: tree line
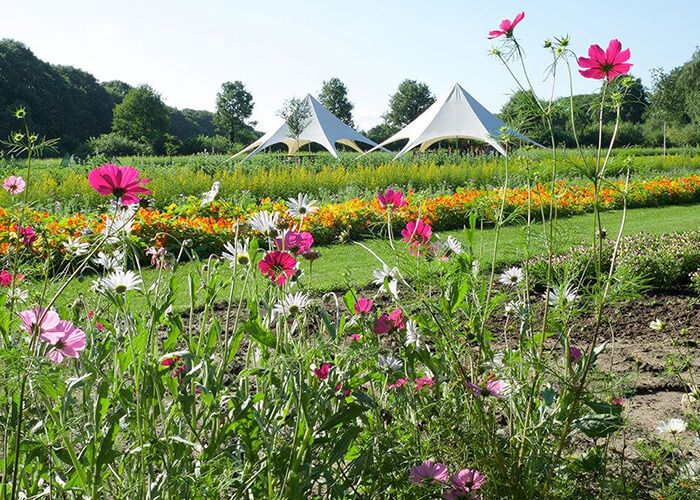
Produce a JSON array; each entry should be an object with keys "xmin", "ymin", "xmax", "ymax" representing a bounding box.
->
[{"xmin": 1, "ymin": 38, "xmax": 698, "ymax": 157}]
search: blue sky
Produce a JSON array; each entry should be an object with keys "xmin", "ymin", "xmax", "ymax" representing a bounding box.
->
[{"xmin": 1, "ymin": 0, "xmax": 698, "ymax": 131}]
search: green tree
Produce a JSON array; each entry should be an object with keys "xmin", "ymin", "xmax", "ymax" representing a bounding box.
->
[
  {"xmin": 101, "ymin": 80, "xmax": 133, "ymax": 106},
  {"xmin": 214, "ymin": 81, "xmax": 254, "ymax": 142},
  {"xmin": 111, "ymin": 84, "xmax": 169, "ymax": 151},
  {"xmin": 277, "ymin": 97, "xmax": 311, "ymax": 155},
  {"xmin": 319, "ymin": 77, "xmax": 354, "ymax": 126},
  {"xmin": 383, "ymin": 79, "xmax": 435, "ymax": 130}
]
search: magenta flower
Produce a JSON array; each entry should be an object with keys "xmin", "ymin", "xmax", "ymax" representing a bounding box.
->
[
  {"xmin": 388, "ymin": 378, "xmax": 408, "ymax": 389},
  {"xmin": 354, "ymin": 297, "xmax": 373, "ymax": 315},
  {"xmin": 375, "ymin": 308, "xmax": 406, "ymax": 334},
  {"xmin": 314, "ymin": 363, "xmax": 331, "ymax": 381},
  {"xmin": 88, "ymin": 164, "xmax": 150, "ymax": 205},
  {"xmin": 275, "ymin": 231, "xmax": 314, "ymax": 255},
  {"xmin": 410, "ymin": 460, "xmax": 449, "ymax": 484},
  {"xmin": 18, "ymin": 307, "xmax": 64, "ymax": 344},
  {"xmin": 415, "ymin": 376, "xmax": 434, "ymax": 391},
  {"xmin": 162, "ymin": 355, "xmax": 186, "ymax": 377},
  {"xmin": 3, "ymin": 175, "xmax": 25, "ymax": 195},
  {"xmin": 401, "ymin": 220, "xmax": 432, "ymax": 255},
  {"xmin": 47, "ymin": 320, "xmax": 86, "ymax": 363},
  {"xmin": 14, "ymin": 225, "xmax": 37, "ymax": 247},
  {"xmin": 569, "ymin": 346, "xmax": 583, "ymax": 364},
  {"xmin": 451, "ymin": 468, "xmax": 486, "ymax": 491},
  {"xmin": 466, "ymin": 379, "xmax": 506, "ymax": 398},
  {"xmin": 0, "ymin": 270, "xmax": 23, "ymax": 287},
  {"xmin": 578, "ymin": 39, "xmax": 633, "ymax": 81},
  {"xmin": 258, "ymin": 251, "xmax": 297, "ymax": 285},
  {"xmin": 95, "ymin": 322, "xmax": 105, "ymax": 331},
  {"xmin": 377, "ymin": 188, "xmax": 407, "ymax": 210},
  {"xmin": 488, "ymin": 12, "xmax": 525, "ymax": 39},
  {"xmin": 349, "ymin": 333, "xmax": 362, "ymax": 342}
]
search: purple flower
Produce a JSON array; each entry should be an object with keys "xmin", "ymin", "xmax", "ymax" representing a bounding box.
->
[
  {"xmin": 410, "ymin": 460, "xmax": 449, "ymax": 484},
  {"xmin": 466, "ymin": 379, "xmax": 506, "ymax": 398}
]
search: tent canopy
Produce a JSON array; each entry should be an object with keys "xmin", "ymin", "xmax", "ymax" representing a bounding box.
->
[
  {"xmin": 233, "ymin": 94, "xmax": 387, "ymax": 160},
  {"xmin": 364, "ymin": 83, "xmax": 541, "ymax": 158}
]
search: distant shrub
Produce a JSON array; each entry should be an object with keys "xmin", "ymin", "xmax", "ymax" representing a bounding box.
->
[{"xmin": 87, "ymin": 133, "xmax": 153, "ymax": 156}]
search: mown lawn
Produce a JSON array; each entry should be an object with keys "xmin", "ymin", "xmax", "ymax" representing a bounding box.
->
[{"xmin": 47, "ymin": 203, "xmax": 700, "ymax": 312}]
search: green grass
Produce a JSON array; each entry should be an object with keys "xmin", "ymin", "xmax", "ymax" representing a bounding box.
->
[{"xmin": 45, "ymin": 203, "xmax": 700, "ymax": 313}]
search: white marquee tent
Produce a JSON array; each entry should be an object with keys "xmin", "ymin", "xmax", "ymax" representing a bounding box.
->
[
  {"xmin": 364, "ymin": 83, "xmax": 540, "ymax": 158},
  {"xmin": 234, "ymin": 94, "xmax": 387, "ymax": 160}
]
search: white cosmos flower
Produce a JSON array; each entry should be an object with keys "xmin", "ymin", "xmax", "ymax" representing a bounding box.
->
[
  {"xmin": 378, "ymin": 354, "xmax": 402, "ymax": 371},
  {"xmin": 499, "ymin": 266, "xmax": 524, "ymax": 286},
  {"xmin": 272, "ymin": 292, "xmax": 311, "ymax": 317},
  {"xmin": 100, "ymin": 269, "xmax": 143, "ymax": 294},
  {"xmin": 286, "ymin": 193, "xmax": 319, "ymax": 218},
  {"xmin": 657, "ymin": 418, "xmax": 687, "ymax": 435},
  {"xmin": 405, "ymin": 320, "xmax": 421, "ymax": 348},
  {"xmin": 248, "ymin": 210, "xmax": 279, "ymax": 236},
  {"xmin": 93, "ymin": 250, "xmax": 124, "ymax": 273},
  {"xmin": 5, "ymin": 287, "xmax": 28, "ymax": 304},
  {"xmin": 62, "ymin": 236, "xmax": 90, "ymax": 257},
  {"xmin": 547, "ymin": 285, "xmax": 579, "ymax": 307},
  {"xmin": 372, "ymin": 264, "xmax": 399, "ymax": 298},
  {"xmin": 222, "ymin": 239, "xmax": 250, "ymax": 267},
  {"xmin": 200, "ymin": 181, "xmax": 220, "ymax": 207},
  {"xmin": 649, "ymin": 319, "xmax": 666, "ymax": 332}
]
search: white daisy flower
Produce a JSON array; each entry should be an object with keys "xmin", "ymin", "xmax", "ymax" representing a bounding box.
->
[
  {"xmin": 547, "ymin": 285, "xmax": 579, "ymax": 307},
  {"xmin": 103, "ymin": 204, "xmax": 137, "ymax": 243},
  {"xmin": 100, "ymin": 269, "xmax": 143, "ymax": 294},
  {"xmin": 657, "ymin": 418, "xmax": 687, "ymax": 435},
  {"xmin": 5, "ymin": 287, "xmax": 28, "ymax": 304},
  {"xmin": 62, "ymin": 236, "xmax": 90, "ymax": 257},
  {"xmin": 499, "ymin": 266, "xmax": 524, "ymax": 286},
  {"xmin": 405, "ymin": 320, "xmax": 421, "ymax": 348},
  {"xmin": 286, "ymin": 193, "xmax": 319, "ymax": 218},
  {"xmin": 248, "ymin": 210, "xmax": 280, "ymax": 236},
  {"xmin": 93, "ymin": 250, "xmax": 124, "ymax": 273},
  {"xmin": 443, "ymin": 235, "xmax": 463, "ymax": 255},
  {"xmin": 272, "ymin": 292, "xmax": 311, "ymax": 317},
  {"xmin": 200, "ymin": 181, "xmax": 220, "ymax": 207},
  {"xmin": 372, "ymin": 264, "xmax": 399, "ymax": 298},
  {"xmin": 222, "ymin": 239, "xmax": 250, "ymax": 267},
  {"xmin": 504, "ymin": 300, "xmax": 524, "ymax": 315},
  {"xmin": 378, "ymin": 354, "xmax": 402, "ymax": 371},
  {"xmin": 649, "ymin": 319, "xmax": 666, "ymax": 332}
]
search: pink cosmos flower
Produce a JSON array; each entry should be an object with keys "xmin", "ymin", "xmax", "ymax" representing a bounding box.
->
[
  {"xmin": 578, "ymin": 39, "xmax": 633, "ymax": 81},
  {"xmin": 451, "ymin": 468, "xmax": 486, "ymax": 492},
  {"xmin": 314, "ymin": 363, "xmax": 331, "ymax": 381},
  {"xmin": 0, "ymin": 270, "xmax": 22, "ymax": 286},
  {"xmin": 335, "ymin": 383, "xmax": 352, "ymax": 397},
  {"xmin": 88, "ymin": 164, "xmax": 150, "ymax": 205},
  {"xmin": 410, "ymin": 460, "xmax": 449, "ymax": 484},
  {"xmin": 375, "ymin": 309, "xmax": 406, "ymax": 334},
  {"xmin": 569, "ymin": 346, "xmax": 583, "ymax": 364},
  {"xmin": 415, "ymin": 376, "xmax": 434, "ymax": 391},
  {"xmin": 162, "ymin": 356, "xmax": 186, "ymax": 377},
  {"xmin": 258, "ymin": 251, "xmax": 297, "ymax": 285},
  {"xmin": 14, "ymin": 225, "xmax": 37, "ymax": 247},
  {"xmin": 146, "ymin": 246, "xmax": 170, "ymax": 270},
  {"xmin": 488, "ymin": 12, "xmax": 525, "ymax": 39},
  {"xmin": 388, "ymin": 378, "xmax": 408, "ymax": 389},
  {"xmin": 47, "ymin": 320, "xmax": 86, "ymax": 363},
  {"xmin": 3, "ymin": 175, "xmax": 25, "ymax": 195},
  {"xmin": 349, "ymin": 333, "xmax": 362, "ymax": 342},
  {"xmin": 377, "ymin": 188, "xmax": 407, "ymax": 210},
  {"xmin": 18, "ymin": 307, "xmax": 64, "ymax": 343},
  {"xmin": 275, "ymin": 231, "xmax": 314, "ymax": 255},
  {"xmin": 611, "ymin": 397, "xmax": 624, "ymax": 406},
  {"xmin": 401, "ymin": 220, "xmax": 432, "ymax": 255},
  {"xmin": 95, "ymin": 322, "xmax": 105, "ymax": 331},
  {"xmin": 466, "ymin": 379, "xmax": 506, "ymax": 398},
  {"xmin": 354, "ymin": 298, "xmax": 373, "ymax": 314}
]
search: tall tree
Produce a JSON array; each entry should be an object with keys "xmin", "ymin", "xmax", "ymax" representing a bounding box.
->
[
  {"xmin": 319, "ymin": 77, "xmax": 354, "ymax": 126},
  {"xmin": 383, "ymin": 79, "xmax": 436, "ymax": 130},
  {"xmin": 277, "ymin": 97, "xmax": 311, "ymax": 155},
  {"xmin": 214, "ymin": 81, "xmax": 254, "ymax": 142},
  {"xmin": 112, "ymin": 84, "xmax": 169, "ymax": 151}
]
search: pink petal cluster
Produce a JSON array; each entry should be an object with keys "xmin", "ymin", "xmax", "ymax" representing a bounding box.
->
[
  {"xmin": 0, "ymin": 270, "xmax": 24, "ymax": 287},
  {"xmin": 388, "ymin": 378, "xmax": 408, "ymax": 389},
  {"xmin": 3, "ymin": 175, "xmax": 25, "ymax": 195},
  {"xmin": 349, "ymin": 333, "xmax": 362, "ymax": 342},
  {"xmin": 18, "ymin": 307, "xmax": 86, "ymax": 363},
  {"xmin": 275, "ymin": 231, "xmax": 314, "ymax": 255},
  {"xmin": 466, "ymin": 379, "xmax": 506, "ymax": 398},
  {"xmin": 146, "ymin": 246, "xmax": 170, "ymax": 270},
  {"xmin": 88, "ymin": 164, "xmax": 150, "ymax": 205},
  {"xmin": 444, "ymin": 468, "xmax": 487, "ymax": 499},
  {"xmin": 13, "ymin": 225, "xmax": 37, "ymax": 248},
  {"xmin": 313, "ymin": 363, "xmax": 331, "ymax": 381},
  {"xmin": 374, "ymin": 309, "xmax": 406, "ymax": 334},
  {"xmin": 401, "ymin": 220, "xmax": 433, "ymax": 255},
  {"xmin": 258, "ymin": 251, "xmax": 297, "ymax": 285},
  {"xmin": 354, "ymin": 297, "xmax": 373, "ymax": 314},
  {"xmin": 162, "ymin": 355, "xmax": 186, "ymax": 378},
  {"xmin": 415, "ymin": 376, "xmax": 434, "ymax": 391},
  {"xmin": 569, "ymin": 346, "xmax": 583, "ymax": 364},
  {"xmin": 410, "ymin": 460, "xmax": 449, "ymax": 484},
  {"xmin": 488, "ymin": 12, "xmax": 525, "ymax": 39},
  {"xmin": 377, "ymin": 188, "xmax": 407, "ymax": 210},
  {"xmin": 578, "ymin": 39, "xmax": 633, "ymax": 81}
]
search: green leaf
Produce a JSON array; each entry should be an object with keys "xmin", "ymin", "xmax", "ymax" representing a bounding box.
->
[
  {"xmin": 573, "ymin": 413, "xmax": 624, "ymax": 438},
  {"xmin": 242, "ymin": 320, "xmax": 276, "ymax": 349},
  {"xmin": 317, "ymin": 404, "xmax": 366, "ymax": 432}
]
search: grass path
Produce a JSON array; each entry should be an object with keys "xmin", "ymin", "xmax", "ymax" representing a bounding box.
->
[{"xmin": 49, "ymin": 203, "xmax": 700, "ymax": 312}]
